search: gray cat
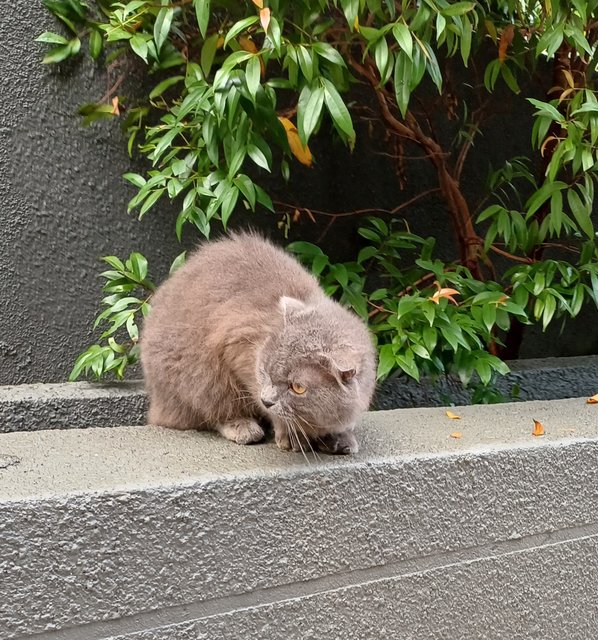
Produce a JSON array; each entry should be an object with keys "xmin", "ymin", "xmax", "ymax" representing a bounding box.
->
[{"xmin": 140, "ymin": 232, "xmax": 377, "ymax": 455}]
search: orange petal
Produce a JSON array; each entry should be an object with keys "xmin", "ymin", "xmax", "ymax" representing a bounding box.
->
[
  {"xmin": 431, "ymin": 287, "xmax": 460, "ymax": 305},
  {"xmin": 260, "ymin": 7, "xmax": 271, "ymax": 34},
  {"xmin": 587, "ymin": 394, "xmax": 598, "ymax": 404},
  {"xmin": 446, "ymin": 410, "xmax": 461, "ymax": 420},
  {"xmin": 450, "ymin": 431, "xmax": 462, "ymax": 439},
  {"xmin": 111, "ymin": 96, "xmax": 120, "ymax": 116},
  {"xmin": 532, "ymin": 419, "xmax": 545, "ymax": 437},
  {"xmin": 251, "ymin": 0, "xmax": 264, "ymax": 7}
]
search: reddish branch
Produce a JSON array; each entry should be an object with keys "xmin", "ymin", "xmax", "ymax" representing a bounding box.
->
[{"xmin": 345, "ymin": 50, "xmax": 485, "ymax": 279}]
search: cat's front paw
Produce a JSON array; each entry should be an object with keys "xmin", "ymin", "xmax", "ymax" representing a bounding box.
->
[
  {"xmin": 216, "ymin": 419, "xmax": 265, "ymax": 445},
  {"xmin": 316, "ymin": 431, "xmax": 359, "ymax": 455}
]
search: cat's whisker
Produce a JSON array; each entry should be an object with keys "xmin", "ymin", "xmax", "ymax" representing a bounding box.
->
[
  {"xmin": 294, "ymin": 415, "xmax": 326, "ymax": 450},
  {"xmin": 292, "ymin": 418, "xmax": 321, "ymax": 462},
  {"xmin": 285, "ymin": 418, "xmax": 311, "ymax": 465}
]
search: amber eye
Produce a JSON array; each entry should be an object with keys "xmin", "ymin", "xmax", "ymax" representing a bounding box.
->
[{"xmin": 290, "ymin": 382, "xmax": 307, "ymax": 395}]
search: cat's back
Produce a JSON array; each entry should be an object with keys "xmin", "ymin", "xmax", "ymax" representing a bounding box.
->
[{"xmin": 172, "ymin": 232, "xmax": 320, "ymax": 306}]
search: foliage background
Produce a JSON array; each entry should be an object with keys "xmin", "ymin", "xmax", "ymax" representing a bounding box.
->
[{"xmin": 27, "ymin": 2, "xmax": 595, "ymax": 392}]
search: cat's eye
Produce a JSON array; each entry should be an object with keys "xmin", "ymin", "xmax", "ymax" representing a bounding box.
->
[{"xmin": 290, "ymin": 382, "xmax": 307, "ymax": 395}]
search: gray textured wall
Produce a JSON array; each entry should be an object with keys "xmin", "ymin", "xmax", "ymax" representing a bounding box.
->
[
  {"xmin": 0, "ymin": 2, "xmax": 186, "ymax": 385},
  {"xmin": 0, "ymin": 2, "xmax": 596, "ymax": 385}
]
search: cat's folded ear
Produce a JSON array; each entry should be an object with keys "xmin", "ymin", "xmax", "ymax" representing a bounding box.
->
[
  {"xmin": 279, "ymin": 296, "xmax": 308, "ymax": 318},
  {"xmin": 318, "ymin": 352, "xmax": 358, "ymax": 386}
]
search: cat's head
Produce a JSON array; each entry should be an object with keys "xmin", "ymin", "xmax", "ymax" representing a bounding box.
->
[{"xmin": 256, "ymin": 296, "xmax": 375, "ymax": 436}]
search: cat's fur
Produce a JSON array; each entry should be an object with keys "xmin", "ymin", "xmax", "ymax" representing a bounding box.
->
[{"xmin": 140, "ymin": 232, "xmax": 377, "ymax": 454}]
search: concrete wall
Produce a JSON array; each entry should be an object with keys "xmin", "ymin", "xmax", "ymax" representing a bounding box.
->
[
  {"xmin": 0, "ymin": 2, "xmax": 596, "ymax": 385},
  {"xmin": 1, "ymin": 397, "xmax": 597, "ymax": 638},
  {"xmin": 0, "ymin": 2, "xmax": 185, "ymax": 385}
]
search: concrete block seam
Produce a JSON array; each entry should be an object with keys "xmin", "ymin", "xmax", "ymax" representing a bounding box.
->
[{"xmin": 24, "ymin": 523, "xmax": 598, "ymax": 640}]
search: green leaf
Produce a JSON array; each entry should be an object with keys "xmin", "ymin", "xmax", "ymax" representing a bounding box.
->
[
  {"xmin": 411, "ymin": 344, "xmax": 430, "ymax": 360},
  {"xmin": 527, "ymin": 98, "xmax": 564, "ymax": 122},
  {"xmin": 477, "ymin": 204, "xmax": 505, "ymax": 223},
  {"xmin": 377, "ymin": 344, "xmax": 395, "ymax": 379},
  {"xmin": 475, "ymin": 359, "xmax": 492, "ymax": 385},
  {"xmin": 392, "ymin": 22, "xmax": 412, "ymax": 59},
  {"xmin": 36, "ymin": 31, "xmax": 68, "ymax": 45},
  {"xmin": 442, "ymin": 2, "xmax": 475, "ymax": 16},
  {"xmin": 201, "ymin": 33, "xmax": 219, "ymax": 76},
  {"xmin": 149, "ymin": 75, "xmax": 184, "ymax": 99},
  {"xmin": 69, "ymin": 36, "xmax": 81, "ymax": 55},
  {"xmin": 169, "ymin": 251, "xmax": 187, "ymax": 274},
  {"xmin": 312, "ymin": 254, "xmax": 329, "ymax": 276},
  {"xmin": 342, "ymin": 0, "xmax": 359, "ymax": 29},
  {"xmin": 525, "ymin": 181, "xmax": 567, "ymax": 218},
  {"xmin": 286, "ymin": 241, "xmax": 324, "ymax": 257},
  {"xmin": 221, "ymin": 50, "xmax": 254, "ymax": 71},
  {"xmin": 233, "ymin": 174, "xmax": 256, "ymax": 209},
  {"xmin": 255, "ymin": 184, "xmax": 273, "ymax": 210},
  {"xmin": 396, "ymin": 349, "xmax": 420, "ymax": 381},
  {"xmin": 482, "ymin": 304, "xmax": 496, "ymax": 333},
  {"xmin": 139, "ymin": 188, "xmax": 165, "ymax": 218},
  {"xmin": 422, "ymin": 326, "xmax": 437, "ymax": 352},
  {"xmin": 312, "ymin": 42, "xmax": 345, "ymax": 66},
  {"xmin": 220, "ymin": 184, "xmax": 239, "ymax": 229},
  {"xmin": 374, "ymin": 37, "xmax": 390, "ymax": 83},
  {"xmin": 322, "ymin": 78, "xmax": 356, "ymax": 144},
  {"xmin": 246, "ymin": 55, "xmax": 261, "ymax": 99},
  {"xmin": 42, "ymin": 44, "xmax": 73, "ymax": 64},
  {"xmin": 194, "ymin": 0, "xmax": 211, "ymax": 38},
  {"xmin": 483, "ymin": 58, "xmax": 501, "ymax": 91},
  {"xmin": 154, "ymin": 4, "xmax": 174, "ymax": 52},
  {"xmin": 568, "ymin": 188, "xmax": 594, "ymax": 239},
  {"xmin": 420, "ymin": 41, "xmax": 442, "ymax": 93},
  {"xmin": 330, "ymin": 264, "xmax": 349, "ymax": 288},
  {"xmin": 89, "ymin": 30, "xmax": 103, "ymax": 60},
  {"xmin": 394, "ymin": 50, "xmax": 412, "ymax": 117},
  {"xmin": 297, "ymin": 46, "xmax": 315, "ymax": 82},
  {"xmin": 123, "ymin": 173, "xmax": 146, "ymax": 188},
  {"xmin": 501, "ymin": 63, "xmax": 520, "ymax": 94},
  {"xmin": 224, "ymin": 16, "xmax": 259, "ymax": 47},
  {"xmin": 129, "ymin": 253, "xmax": 148, "ymax": 281},
  {"xmin": 542, "ymin": 294, "xmax": 556, "ymax": 330},
  {"xmin": 297, "ymin": 85, "xmax": 325, "ymax": 143},
  {"xmin": 130, "ymin": 35, "xmax": 149, "ymax": 63},
  {"xmin": 102, "ymin": 255, "xmax": 125, "ymax": 271},
  {"xmin": 460, "ymin": 17, "xmax": 472, "ymax": 66},
  {"xmin": 247, "ymin": 144, "xmax": 271, "ymax": 171}
]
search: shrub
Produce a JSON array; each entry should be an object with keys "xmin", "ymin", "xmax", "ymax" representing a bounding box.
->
[{"xmin": 37, "ymin": 0, "xmax": 598, "ymax": 390}]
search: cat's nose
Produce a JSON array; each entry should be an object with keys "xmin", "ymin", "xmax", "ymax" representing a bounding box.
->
[{"xmin": 261, "ymin": 397, "xmax": 275, "ymax": 408}]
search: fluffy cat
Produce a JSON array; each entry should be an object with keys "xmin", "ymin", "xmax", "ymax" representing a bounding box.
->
[{"xmin": 140, "ymin": 232, "xmax": 377, "ymax": 455}]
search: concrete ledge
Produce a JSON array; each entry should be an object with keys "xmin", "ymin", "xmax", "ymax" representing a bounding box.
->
[
  {"xmin": 1, "ymin": 355, "xmax": 596, "ymax": 433},
  {"xmin": 1, "ymin": 398, "xmax": 597, "ymax": 639},
  {"xmin": 0, "ymin": 380, "xmax": 147, "ymax": 433},
  {"xmin": 375, "ymin": 354, "xmax": 598, "ymax": 409}
]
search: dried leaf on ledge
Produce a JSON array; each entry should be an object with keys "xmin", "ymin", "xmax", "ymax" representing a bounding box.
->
[{"xmin": 532, "ymin": 419, "xmax": 545, "ymax": 437}]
